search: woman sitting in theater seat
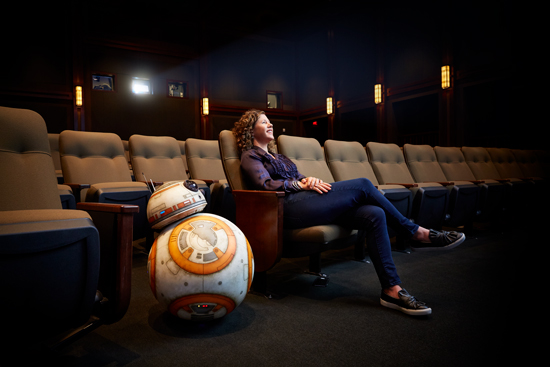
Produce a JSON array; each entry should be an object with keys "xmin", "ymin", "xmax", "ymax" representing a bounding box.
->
[{"xmin": 233, "ymin": 109, "xmax": 465, "ymax": 316}]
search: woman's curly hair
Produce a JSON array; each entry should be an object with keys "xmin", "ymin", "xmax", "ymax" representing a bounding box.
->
[{"xmin": 232, "ymin": 109, "xmax": 277, "ymax": 155}]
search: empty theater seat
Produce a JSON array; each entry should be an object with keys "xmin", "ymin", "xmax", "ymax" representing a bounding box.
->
[
  {"xmin": 128, "ymin": 134, "xmax": 212, "ymax": 212},
  {"xmin": 0, "ymin": 106, "xmax": 137, "ymax": 356},
  {"xmin": 403, "ymin": 143, "xmax": 480, "ymax": 230},
  {"xmin": 59, "ymin": 130, "xmax": 152, "ymax": 244},
  {"xmin": 434, "ymin": 146, "xmax": 506, "ymax": 222},
  {"xmin": 462, "ymin": 146, "xmax": 531, "ymax": 216},
  {"xmin": 512, "ymin": 149, "xmax": 546, "ymax": 181},
  {"xmin": 366, "ymin": 142, "xmax": 449, "ymax": 230},
  {"xmin": 184, "ymin": 138, "xmax": 235, "ymax": 221}
]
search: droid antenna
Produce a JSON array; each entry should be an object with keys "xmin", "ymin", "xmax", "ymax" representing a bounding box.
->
[{"xmin": 142, "ymin": 173, "xmax": 155, "ymax": 193}]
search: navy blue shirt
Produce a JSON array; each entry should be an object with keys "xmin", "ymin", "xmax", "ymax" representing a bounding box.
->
[{"xmin": 241, "ymin": 146, "xmax": 305, "ymax": 193}]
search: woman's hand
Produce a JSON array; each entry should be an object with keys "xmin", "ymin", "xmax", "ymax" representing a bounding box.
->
[{"xmin": 300, "ymin": 177, "xmax": 332, "ymax": 194}]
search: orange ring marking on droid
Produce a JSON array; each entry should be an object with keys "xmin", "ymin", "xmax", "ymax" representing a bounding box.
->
[
  {"xmin": 246, "ymin": 239, "xmax": 254, "ymax": 291},
  {"xmin": 168, "ymin": 215, "xmax": 237, "ymax": 275},
  {"xmin": 148, "ymin": 238, "xmax": 158, "ymax": 297}
]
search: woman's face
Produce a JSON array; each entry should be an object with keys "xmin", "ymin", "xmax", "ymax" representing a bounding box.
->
[{"xmin": 252, "ymin": 114, "xmax": 274, "ymax": 145}]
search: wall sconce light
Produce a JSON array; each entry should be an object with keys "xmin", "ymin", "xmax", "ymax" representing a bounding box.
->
[
  {"xmin": 75, "ymin": 86, "xmax": 83, "ymax": 107},
  {"xmin": 202, "ymin": 97, "xmax": 209, "ymax": 115},
  {"xmin": 326, "ymin": 97, "xmax": 333, "ymax": 115},
  {"xmin": 441, "ymin": 65, "xmax": 451, "ymax": 89},
  {"xmin": 374, "ymin": 84, "xmax": 383, "ymax": 104}
]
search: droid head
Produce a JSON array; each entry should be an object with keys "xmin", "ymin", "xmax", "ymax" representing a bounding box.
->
[{"xmin": 147, "ymin": 180, "xmax": 207, "ymax": 230}]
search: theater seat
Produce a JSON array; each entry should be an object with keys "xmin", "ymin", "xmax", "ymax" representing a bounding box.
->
[
  {"xmin": 403, "ymin": 144, "xmax": 480, "ymax": 230},
  {"xmin": 128, "ymin": 134, "xmax": 212, "ymax": 213},
  {"xmin": 434, "ymin": 146, "xmax": 506, "ymax": 223},
  {"xmin": 324, "ymin": 139, "xmax": 413, "ymax": 218},
  {"xmin": 0, "ymin": 106, "xmax": 137, "ymax": 359},
  {"xmin": 366, "ymin": 142, "xmax": 449, "ymax": 230},
  {"xmin": 323, "ymin": 139, "xmax": 413, "ymax": 250},
  {"xmin": 185, "ymin": 138, "xmax": 235, "ymax": 222},
  {"xmin": 512, "ymin": 149, "xmax": 546, "ymax": 181},
  {"xmin": 277, "ymin": 135, "xmax": 364, "ymax": 259},
  {"xmin": 59, "ymin": 130, "xmax": 152, "ymax": 245},
  {"xmin": 462, "ymin": 146, "xmax": 531, "ymax": 218},
  {"xmin": 219, "ymin": 130, "xmax": 359, "ymax": 294}
]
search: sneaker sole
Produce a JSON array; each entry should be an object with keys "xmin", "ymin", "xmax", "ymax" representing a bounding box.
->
[
  {"xmin": 380, "ymin": 298, "xmax": 432, "ymax": 316},
  {"xmin": 411, "ymin": 233, "xmax": 466, "ymax": 252}
]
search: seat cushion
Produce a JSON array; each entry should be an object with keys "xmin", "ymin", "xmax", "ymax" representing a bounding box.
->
[{"xmin": 284, "ymin": 224, "xmax": 357, "ymax": 243}]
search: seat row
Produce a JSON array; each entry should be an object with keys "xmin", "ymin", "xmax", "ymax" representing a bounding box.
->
[
  {"xmin": 49, "ymin": 128, "xmax": 548, "ymax": 271},
  {"xmin": 218, "ymin": 131, "xmax": 548, "ymax": 294}
]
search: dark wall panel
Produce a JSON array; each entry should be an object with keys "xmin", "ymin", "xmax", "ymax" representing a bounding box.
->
[{"xmin": 86, "ymin": 46, "xmax": 199, "ymax": 140}]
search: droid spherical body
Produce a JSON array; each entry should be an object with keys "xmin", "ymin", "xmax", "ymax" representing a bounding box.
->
[{"xmin": 148, "ymin": 213, "xmax": 254, "ymax": 321}]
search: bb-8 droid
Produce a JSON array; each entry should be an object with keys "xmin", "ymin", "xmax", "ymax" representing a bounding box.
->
[{"xmin": 146, "ymin": 180, "xmax": 254, "ymax": 321}]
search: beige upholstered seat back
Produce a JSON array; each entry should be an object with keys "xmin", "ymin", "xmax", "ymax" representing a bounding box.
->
[
  {"xmin": 461, "ymin": 147, "xmax": 501, "ymax": 180},
  {"xmin": 0, "ymin": 107, "xmax": 62, "ymax": 210},
  {"xmin": 324, "ymin": 139, "xmax": 379, "ymax": 184},
  {"xmin": 218, "ymin": 130, "xmax": 248, "ymax": 190},
  {"xmin": 366, "ymin": 142, "xmax": 415, "ymax": 184},
  {"xmin": 403, "ymin": 144, "xmax": 448, "ymax": 183},
  {"xmin": 486, "ymin": 147, "xmax": 524, "ymax": 179},
  {"xmin": 434, "ymin": 146, "xmax": 477, "ymax": 181},
  {"xmin": 59, "ymin": 130, "xmax": 132, "ymax": 184},
  {"xmin": 277, "ymin": 135, "xmax": 334, "ymax": 183},
  {"xmin": 185, "ymin": 138, "xmax": 227, "ymax": 181},
  {"xmin": 512, "ymin": 149, "xmax": 543, "ymax": 178},
  {"xmin": 129, "ymin": 134, "xmax": 188, "ymax": 182}
]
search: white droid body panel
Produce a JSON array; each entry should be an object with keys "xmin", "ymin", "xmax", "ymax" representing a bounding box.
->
[{"xmin": 148, "ymin": 213, "xmax": 254, "ymax": 321}]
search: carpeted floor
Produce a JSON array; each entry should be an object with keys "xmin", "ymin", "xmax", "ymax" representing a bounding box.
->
[{"xmin": 13, "ymin": 222, "xmax": 527, "ymax": 367}]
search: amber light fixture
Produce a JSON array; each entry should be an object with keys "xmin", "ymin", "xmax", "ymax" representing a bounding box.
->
[
  {"xmin": 326, "ymin": 97, "xmax": 333, "ymax": 115},
  {"xmin": 374, "ymin": 84, "xmax": 383, "ymax": 104},
  {"xmin": 75, "ymin": 86, "xmax": 83, "ymax": 107},
  {"xmin": 441, "ymin": 65, "xmax": 451, "ymax": 89},
  {"xmin": 202, "ymin": 97, "xmax": 209, "ymax": 115}
]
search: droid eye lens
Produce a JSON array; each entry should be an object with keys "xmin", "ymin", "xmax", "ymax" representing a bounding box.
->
[{"xmin": 185, "ymin": 180, "xmax": 199, "ymax": 192}]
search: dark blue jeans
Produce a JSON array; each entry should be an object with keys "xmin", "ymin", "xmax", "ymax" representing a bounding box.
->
[{"xmin": 283, "ymin": 178, "xmax": 419, "ymax": 289}]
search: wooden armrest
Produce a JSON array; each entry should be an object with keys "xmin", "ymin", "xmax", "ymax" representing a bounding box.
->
[
  {"xmin": 76, "ymin": 201, "xmax": 138, "ymax": 324},
  {"xmin": 232, "ymin": 190, "xmax": 285, "ymax": 272},
  {"xmin": 469, "ymin": 180, "xmax": 485, "ymax": 184},
  {"xmin": 386, "ymin": 183, "xmax": 418, "ymax": 188},
  {"xmin": 424, "ymin": 181, "xmax": 454, "ymax": 186},
  {"xmin": 76, "ymin": 202, "xmax": 139, "ymax": 214},
  {"xmin": 495, "ymin": 178, "xmax": 510, "ymax": 183}
]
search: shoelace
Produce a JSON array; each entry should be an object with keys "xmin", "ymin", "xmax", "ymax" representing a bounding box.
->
[{"xmin": 403, "ymin": 294, "xmax": 427, "ymax": 309}]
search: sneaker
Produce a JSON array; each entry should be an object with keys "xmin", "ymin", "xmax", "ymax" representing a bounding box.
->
[
  {"xmin": 380, "ymin": 289, "xmax": 432, "ymax": 316},
  {"xmin": 411, "ymin": 229, "xmax": 465, "ymax": 251}
]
